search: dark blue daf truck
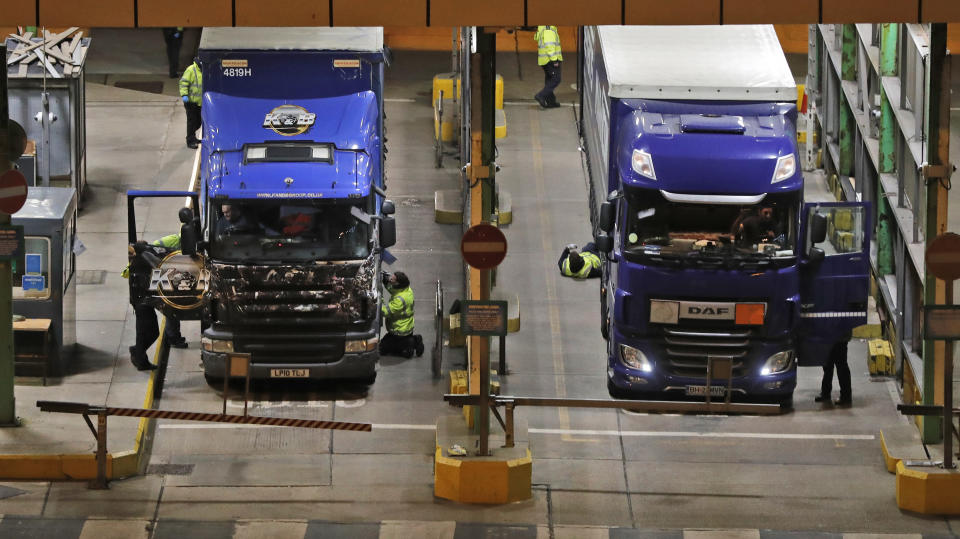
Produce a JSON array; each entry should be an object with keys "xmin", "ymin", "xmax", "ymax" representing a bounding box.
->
[
  {"xmin": 127, "ymin": 28, "xmax": 395, "ymax": 384},
  {"xmin": 580, "ymin": 26, "xmax": 870, "ymax": 407}
]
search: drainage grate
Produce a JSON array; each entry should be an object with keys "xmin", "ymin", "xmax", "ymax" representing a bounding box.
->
[
  {"xmin": 76, "ymin": 270, "xmax": 107, "ymax": 285},
  {"xmin": 146, "ymin": 463, "xmax": 195, "ymax": 476},
  {"xmin": 114, "ymin": 81, "xmax": 164, "ymax": 94}
]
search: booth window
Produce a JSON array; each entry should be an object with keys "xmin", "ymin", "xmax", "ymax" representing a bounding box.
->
[{"xmin": 13, "ymin": 237, "xmax": 52, "ymax": 300}]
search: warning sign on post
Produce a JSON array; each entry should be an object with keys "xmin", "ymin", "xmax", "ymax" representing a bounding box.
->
[
  {"xmin": 461, "ymin": 300, "xmax": 508, "ymax": 337},
  {"xmin": 0, "ymin": 225, "xmax": 24, "ymax": 261}
]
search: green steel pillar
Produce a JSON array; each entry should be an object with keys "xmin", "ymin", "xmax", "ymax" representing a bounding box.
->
[
  {"xmin": 0, "ymin": 44, "xmax": 16, "ymax": 426},
  {"xmin": 478, "ymin": 30, "xmax": 496, "ymax": 224},
  {"xmin": 838, "ymin": 98, "xmax": 854, "ymax": 178},
  {"xmin": 921, "ymin": 23, "xmax": 950, "ymax": 443},
  {"xmin": 841, "ymin": 24, "xmax": 857, "ymax": 81},
  {"xmin": 879, "ymin": 88, "xmax": 896, "ymax": 173},
  {"xmin": 880, "ymin": 24, "xmax": 898, "ymax": 77},
  {"xmin": 876, "ymin": 194, "xmax": 893, "ymax": 275}
]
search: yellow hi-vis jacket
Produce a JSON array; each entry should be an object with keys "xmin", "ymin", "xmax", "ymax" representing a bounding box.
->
[
  {"xmin": 179, "ymin": 62, "xmax": 203, "ymax": 106},
  {"xmin": 382, "ymin": 286, "xmax": 415, "ymax": 336},
  {"xmin": 561, "ymin": 251, "xmax": 601, "ymax": 280},
  {"xmin": 535, "ymin": 26, "xmax": 563, "ymax": 66},
  {"xmin": 121, "ymin": 233, "xmax": 181, "ymax": 279}
]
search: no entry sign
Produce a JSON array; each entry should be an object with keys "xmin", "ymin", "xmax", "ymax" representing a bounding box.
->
[
  {"xmin": 926, "ymin": 233, "xmax": 960, "ymax": 282},
  {"xmin": 461, "ymin": 223, "xmax": 507, "ymax": 270},
  {"xmin": 0, "ymin": 169, "xmax": 28, "ymax": 215}
]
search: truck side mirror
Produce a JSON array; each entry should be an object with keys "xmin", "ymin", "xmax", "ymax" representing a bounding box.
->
[
  {"xmin": 809, "ymin": 213, "xmax": 827, "ymax": 246},
  {"xmin": 180, "ymin": 221, "xmax": 198, "ymax": 256},
  {"xmin": 179, "ymin": 206, "xmax": 198, "ymax": 256},
  {"xmin": 595, "ymin": 233, "xmax": 613, "ymax": 253},
  {"xmin": 598, "ymin": 201, "xmax": 615, "ymax": 233},
  {"xmin": 380, "ymin": 216, "xmax": 397, "ymax": 249},
  {"xmin": 806, "ymin": 246, "xmax": 825, "ymax": 265},
  {"xmin": 382, "ymin": 200, "xmax": 396, "ymax": 216}
]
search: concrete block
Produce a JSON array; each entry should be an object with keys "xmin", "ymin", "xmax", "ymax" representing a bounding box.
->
[
  {"xmin": 880, "ymin": 425, "xmax": 927, "ymax": 474},
  {"xmin": 896, "ymin": 460, "xmax": 960, "ymax": 514},
  {"xmin": 434, "ymin": 189, "xmax": 462, "ymax": 224},
  {"xmin": 496, "ymin": 189, "xmax": 512, "ymax": 225}
]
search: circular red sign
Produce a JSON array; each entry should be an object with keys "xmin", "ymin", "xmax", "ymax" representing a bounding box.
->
[
  {"xmin": 0, "ymin": 169, "xmax": 28, "ymax": 215},
  {"xmin": 926, "ymin": 233, "xmax": 960, "ymax": 282},
  {"xmin": 461, "ymin": 223, "xmax": 507, "ymax": 270}
]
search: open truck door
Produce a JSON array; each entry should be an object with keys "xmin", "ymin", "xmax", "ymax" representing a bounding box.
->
[
  {"xmin": 797, "ymin": 201, "xmax": 871, "ymax": 366},
  {"xmin": 126, "ymin": 190, "xmax": 207, "ymax": 321}
]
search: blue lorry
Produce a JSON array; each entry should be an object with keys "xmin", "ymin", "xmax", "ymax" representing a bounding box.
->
[
  {"xmin": 580, "ymin": 26, "xmax": 870, "ymax": 407},
  {"xmin": 126, "ymin": 27, "xmax": 394, "ymax": 383}
]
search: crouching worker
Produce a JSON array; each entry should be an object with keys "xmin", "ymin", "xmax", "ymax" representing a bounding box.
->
[
  {"xmin": 380, "ymin": 271, "xmax": 424, "ymax": 358},
  {"xmin": 558, "ymin": 242, "xmax": 602, "ymax": 279},
  {"xmin": 122, "ymin": 233, "xmax": 188, "ymax": 371}
]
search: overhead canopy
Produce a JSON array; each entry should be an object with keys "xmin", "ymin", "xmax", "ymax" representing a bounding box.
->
[
  {"xmin": 597, "ymin": 25, "xmax": 796, "ymax": 101},
  {"xmin": 200, "ymin": 27, "xmax": 383, "ymax": 52}
]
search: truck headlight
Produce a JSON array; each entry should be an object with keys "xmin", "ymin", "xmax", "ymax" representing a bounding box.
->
[
  {"xmin": 761, "ymin": 350, "xmax": 795, "ymax": 375},
  {"xmin": 771, "ymin": 154, "xmax": 796, "ymax": 183},
  {"xmin": 619, "ymin": 344, "xmax": 653, "ymax": 372},
  {"xmin": 631, "ymin": 149, "xmax": 656, "ymax": 180},
  {"xmin": 345, "ymin": 337, "xmax": 378, "ymax": 353},
  {"xmin": 201, "ymin": 337, "xmax": 233, "ymax": 353}
]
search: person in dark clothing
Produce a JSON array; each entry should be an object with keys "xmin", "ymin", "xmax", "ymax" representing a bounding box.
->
[
  {"xmin": 161, "ymin": 27, "xmax": 184, "ymax": 78},
  {"xmin": 123, "ymin": 234, "xmax": 188, "ymax": 371},
  {"xmin": 734, "ymin": 206, "xmax": 780, "ymax": 245},
  {"xmin": 815, "ymin": 338, "xmax": 852, "ymax": 406}
]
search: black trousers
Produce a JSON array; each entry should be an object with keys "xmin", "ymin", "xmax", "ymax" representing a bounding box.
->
[
  {"xmin": 161, "ymin": 28, "xmax": 183, "ymax": 76},
  {"xmin": 185, "ymin": 103, "xmax": 202, "ymax": 144},
  {"xmin": 820, "ymin": 340, "xmax": 851, "ymax": 399},
  {"xmin": 535, "ymin": 61, "xmax": 562, "ymax": 105},
  {"xmin": 134, "ymin": 303, "xmax": 181, "ymax": 357},
  {"xmin": 380, "ymin": 332, "xmax": 419, "ymax": 356}
]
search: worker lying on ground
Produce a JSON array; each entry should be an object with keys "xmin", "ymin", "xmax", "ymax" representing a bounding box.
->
[{"xmin": 557, "ymin": 242, "xmax": 602, "ymax": 279}]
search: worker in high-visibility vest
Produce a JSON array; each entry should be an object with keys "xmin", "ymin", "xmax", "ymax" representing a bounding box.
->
[
  {"xmin": 534, "ymin": 25, "xmax": 563, "ymax": 109},
  {"xmin": 123, "ymin": 233, "xmax": 188, "ymax": 371},
  {"xmin": 380, "ymin": 271, "xmax": 424, "ymax": 358},
  {"xmin": 161, "ymin": 26, "xmax": 184, "ymax": 78},
  {"xmin": 179, "ymin": 58, "xmax": 203, "ymax": 149},
  {"xmin": 558, "ymin": 243, "xmax": 602, "ymax": 280}
]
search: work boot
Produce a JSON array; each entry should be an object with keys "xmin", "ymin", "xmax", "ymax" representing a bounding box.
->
[
  {"xmin": 129, "ymin": 346, "xmax": 157, "ymax": 371},
  {"xmin": 187, "ymin": 140, "xmax": 199, "ymax": 149},
  {"xmin": 167, "ymin": 336, "xmax": 188, "ymax": 349},
  {"xmin": 814, "ymin": 393, "xmax": 830, "ymax": 403},
  {"xmin": 401, "ymin": 347, "xmax": 415, "ymax": 359},
  {"xmin": 834, "ymin": 396, "xmax": 852, "ymax": 407},
  {"xmin": 534, "ymin": 95, "xmax": 549, "ymax": 108},
  {"xmin": 414, "ymin": 335, "xmax": 424, "ymax": 357}
]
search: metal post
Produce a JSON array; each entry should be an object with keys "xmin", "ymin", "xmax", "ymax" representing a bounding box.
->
[
  {"xmin": 90, "ymin": 411, "xmax": 108, "ymax": 489},
  {"xmin": 923, "ymin": 23, "xmax": 951, "ymax": 444},
  {"xmin": 945, "ymin": 280, "xmax": 954, "ymax": 469},
  {"xmin": 504, "ymin": 400, "xmax": 514, "ymax": 448},
  {"xmin": 498, "ymin": 334, "xmax": 506, "ymax": 375},
  {"xmin": 0, "ymin": 44, "xmax": 17, "ymax": 427},
  {"xmin": 243, "ymin": 364, "xmax": 251, "ymax": 418}
]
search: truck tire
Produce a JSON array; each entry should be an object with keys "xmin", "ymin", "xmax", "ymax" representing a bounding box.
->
[
  {"xmin": 204, "ymin": 373, "xmax": 223, "ymax": 387},
  {"xmin": 777, "ymin": 394, "xmax": 794, "ymax": 412}
]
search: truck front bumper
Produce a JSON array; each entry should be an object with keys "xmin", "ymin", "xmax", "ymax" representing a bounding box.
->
[
  {"xmin": 607, "ymin": 330, "xmax": 796, "ymax": 400},
  {"xmin": 201, "ymin": 349, "xmax": 378, "ymax": 380}
]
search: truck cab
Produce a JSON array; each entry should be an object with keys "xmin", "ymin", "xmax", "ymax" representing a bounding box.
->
[{"xmin": 581, "ymin": 26, "xmax": 869, "ymax": 406}]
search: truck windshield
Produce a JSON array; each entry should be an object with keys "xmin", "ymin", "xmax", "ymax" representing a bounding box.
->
[
  {"xmin": 622, "ymin": 190, "xmax": 798, "ymax": 268},
  {"xmin": 209, "ymin": 199, "xmax": 371, "ymax": 262}
]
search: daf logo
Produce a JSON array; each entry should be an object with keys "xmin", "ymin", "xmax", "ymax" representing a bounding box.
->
[
  {"xmin": 263, "ymin": 104, "xmax": 316, "ymax": 136},
  {"xmin": 687, "ymin": 306, "xmax": 730, "ymax": 317},
  {"xmin": 148, "ymin": 252, "xmax": 210, "ymax": 311}
]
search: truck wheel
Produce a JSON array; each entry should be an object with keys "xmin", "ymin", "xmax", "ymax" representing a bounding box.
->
[
  {"xmin": 607, "ymin": 378, "xmax": 630, "ymax": 399},
  {"xmin": 600, "ymin": 289, "xmax": 609, "ymax": 340},
  {"xmin": 777, "ymin": 394, "xmax": 794, "ymax": 412},
  {"xmin": 204, "ymin": 373, "xmax": 223, "ymax": 387},
  {"xmin": 354, "ymin": 372, "xmax": 377, "ymax": 386}
]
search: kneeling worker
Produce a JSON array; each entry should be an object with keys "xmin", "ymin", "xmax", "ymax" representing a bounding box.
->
[
  {"xmin": 558, "ymin": 243, "xmax": 602, "ymax": 279},
  {"xmin": 380, "ymin": 271, "xmax": 424, "ymax": 358},
  {"xmin": 122, "ymin": 233, "xmax": 189, "ymax": 371}
]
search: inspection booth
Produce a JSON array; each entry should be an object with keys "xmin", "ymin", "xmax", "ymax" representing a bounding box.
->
[
  {"xmin": 11, "ymin": 187, "xmax": 78, "ymax": 379},
  {"xmin": 5, "ymin": 30, "xmax": 90, "ymax": 201}
]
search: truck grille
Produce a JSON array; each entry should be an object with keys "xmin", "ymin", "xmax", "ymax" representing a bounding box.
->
[
  {"xmin": 234, "ymin": 332, "xmax": 346, "ymax": 364},
  {"xmin": 662, "ymin": 328, "xmax": 751, "ymax": 378}
]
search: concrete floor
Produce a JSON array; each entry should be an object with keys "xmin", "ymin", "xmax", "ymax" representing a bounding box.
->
[{"xmin": 2, "ymin": 28, "xmax": 960, "ymax": 538}]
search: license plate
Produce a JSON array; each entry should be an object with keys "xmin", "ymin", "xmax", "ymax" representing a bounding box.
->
[
  {"xmin": 685, "ymin": 385, "xmax": 727, "ymax": 397},
  {"xmin": 270, "ymin": 368, "xmax": 309, "ymax": 378}
]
